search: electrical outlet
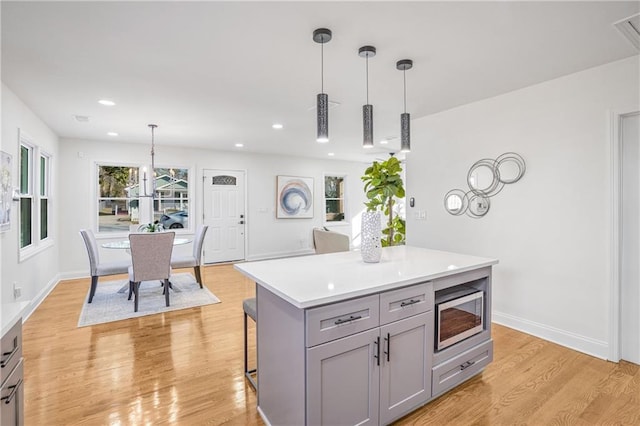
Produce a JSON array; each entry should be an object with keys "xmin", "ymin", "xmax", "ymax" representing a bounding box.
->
[{"xmin": 13, "ymin": 282, "xmax": 22, "ymax": 299}]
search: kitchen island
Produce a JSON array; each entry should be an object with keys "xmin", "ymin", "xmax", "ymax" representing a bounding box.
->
[{"xmin": 235, "ymin": 245, "xmax": 498, "ymax": 426}]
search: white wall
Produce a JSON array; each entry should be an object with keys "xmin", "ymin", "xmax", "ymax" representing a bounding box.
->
[
  {"xmin": 1, "ymin": 83, "xmax": 60, "ymax": 310},
  {"xmin": 58, "ymin": 138, "xmax": 369, "ymax": 275},
  {"xmin": 406, "ymin": 56, "xmax": 640, "ymax": 359}
]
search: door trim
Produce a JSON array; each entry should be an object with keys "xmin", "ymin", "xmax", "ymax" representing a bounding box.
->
[
  {"xmin": 202, "ymin": 168, "xmax": 248, "ymax": 263},
  {"xmin": 609, "ymin": 107, "xmax": 640, "ymax": 362}
]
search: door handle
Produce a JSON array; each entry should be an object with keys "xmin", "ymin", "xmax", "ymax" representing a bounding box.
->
[
  {"xmin": 374, "ymin": 336, "xmax": 380, "ymax": 366},
  {"xmin": 384, "ymin": 333, "xmax": 390, "ymax": 362}
]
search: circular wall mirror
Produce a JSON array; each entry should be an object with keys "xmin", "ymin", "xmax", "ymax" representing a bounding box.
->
[
  {"xmin": 496, "ymin": 152, "xmax": 526, "ymax": 184},
  {"xmin": 466, "ymin": 192, "xmax": 490, "ymax": 218},
  {"xmin": 444, "ymin": 189, "xmax": 468, "ymax": 216},
  {"xmin": 467, "ymin": 159, "xmax": 503, "ymax": 196}
]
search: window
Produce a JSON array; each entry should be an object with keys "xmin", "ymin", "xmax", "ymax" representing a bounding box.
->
[
  {"xmin": 39, "ymin": 154, "xmax": 50, "ymax": 240},
  {"xmin": 18, "ymin": 131, "xmax": 53, "ymax": 259},
  {"xmin": 97, "ymin": 165, "xmax": 139, "ymax": 233},
  {"xmin": 154, "ymin": 167, "xmax": 189, "ymax": 229},
  {"xmin": 19, "ymin": 144, "xmax": 33, "ymax": 248},
  {"xmin": 324, "ymin": 175, "xmax": 347, "ymax": 223}
]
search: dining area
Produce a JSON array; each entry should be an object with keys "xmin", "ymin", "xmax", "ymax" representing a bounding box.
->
[{"xmin": 78, "ymin": 225, "xmax": 212, "ymax": 319}]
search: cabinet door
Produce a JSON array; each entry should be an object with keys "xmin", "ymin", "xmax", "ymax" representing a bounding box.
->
[
  {"xmin": 307, "ymin": 328, "xmax": 380, "ymax": 426},
  {"xmin": 379, "ymin": 312, "xmax": 433, "ymax": 425}
]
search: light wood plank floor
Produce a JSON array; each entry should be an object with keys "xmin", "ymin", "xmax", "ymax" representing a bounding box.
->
[{"xmin": 23, "ymin": 264, "xmax": 639, "ymax": 425}]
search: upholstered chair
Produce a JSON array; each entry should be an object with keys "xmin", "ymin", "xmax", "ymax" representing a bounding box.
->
[
  {"xmin": 312, "ymin": 228, "xmax": 350, "ymax": 254},
  {"xmin": 170, "ymin": 225, "xmax": 208, "ymax": 288},
  {"xmin": 79, "ymin": 229, "xmax": 131, "ymax": 303},
  {"xmin": 128, "ymin": 232, "xmax": 175, "ymax": 312}
]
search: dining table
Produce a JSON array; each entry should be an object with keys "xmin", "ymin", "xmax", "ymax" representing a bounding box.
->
[{"xmin": 101, "ymin": 237, "xmax": 192, "ymax": 249}]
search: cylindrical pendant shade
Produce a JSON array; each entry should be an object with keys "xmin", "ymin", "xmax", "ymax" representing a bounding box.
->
[
  {"xmin": 317, "ymin": 93, "xmax": 329, "ymax": 143},
  {"xmin": 363, "ymin": 104, "xmax": 374, "ymax": 148},
  {"xmin": 401, "ymin": 112, "xmax": 410, "ymax": 152}
]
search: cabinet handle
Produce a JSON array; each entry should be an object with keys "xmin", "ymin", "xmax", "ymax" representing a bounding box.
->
[
  {"xmin": 1, "ymin": 379, "xmax": 22, "ymax": 405},
  {"xmin": 384, "ymin": 333, "xmax": 391, "ymax": 362},
  {"xmin": 334, "ymin": 315, "xmax": 361, "ymax": 325},
  {"xmin": 374, "ymin": 336, "xmax": 380, "ymax": 366},
  {"xmin": 400, "ymin": 299, "xmax": 420, "ymax": 307},
  {"xmin": 460, "ymin": 361, "xmax": 475, "ymax": 371},
  {"xmin": 0, "ymin": 338, "xmax": 18, "ymax": 368}
]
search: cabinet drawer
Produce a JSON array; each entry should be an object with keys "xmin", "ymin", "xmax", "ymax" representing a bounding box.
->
[
  {"xmin": 380, "ymin": 283, "xmax": 432, "ymax": 325},
  {"xmin": 1, "ymin": 359, "xmax": 24, "ymax": 426},
  {"xmin": 306, "ymin": 294, "xmax": 380, "ymax": 347},
  {"xmin": 432, "ymin": 339, "xmax": 492, "ymax": 397},
  {"xmin": 1, "ymin": 320, "xmax": 22, "ymax": 386}
]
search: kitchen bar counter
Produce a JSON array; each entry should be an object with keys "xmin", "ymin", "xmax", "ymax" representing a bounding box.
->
[{"xmin": 235, "ymin": 246, "xmax": 498, "ymax": 425}]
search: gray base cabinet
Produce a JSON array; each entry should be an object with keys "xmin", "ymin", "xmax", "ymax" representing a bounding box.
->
[
  {"xmin": 307, "ymin": 328, "xmax": 380, "ymax": 426},
  {"xmin": 1, "ymin": 319, "xmax": 24, "ymax": 426},
  {"xmin": 306, "ymin": 313, "xmax": 433, "ymax": 426}
]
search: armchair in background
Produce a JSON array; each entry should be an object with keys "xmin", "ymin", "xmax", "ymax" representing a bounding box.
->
[{"xmin": 312, "ymin": 228, "xmax": 350, "ymax": 254}]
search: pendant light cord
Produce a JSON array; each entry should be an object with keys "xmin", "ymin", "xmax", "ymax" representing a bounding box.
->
[
  {"xmin": 403, "ymin": 69, "xmax": 407, "ymax": 113},
  {"xmin": 366, "ymin": 55, "xmax": 370, "ymax": 104},
  {"xmin": 321, "ymin": 42, "xmax": 324, "ymax": 94}
]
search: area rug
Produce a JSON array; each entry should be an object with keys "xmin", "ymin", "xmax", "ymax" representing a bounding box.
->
[{"xmin": 77, "ymin": 273, "xmax": 221, "ymax": 327}]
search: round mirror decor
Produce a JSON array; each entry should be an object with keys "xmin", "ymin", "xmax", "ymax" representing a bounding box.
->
[
  {"xmin": 496, "ymin": 152, "xmax": 526, "ymax": 184},
  {"xmin": 444, "ymin": 189, "xmax": 469, "ymax": 216},
  {"xmin": 444, "ymin": 152, "xmax": 525, "ymax": 218},
  {"xmin": 466, "ymin": 192, "xmax": 490, "ymax": 218}
]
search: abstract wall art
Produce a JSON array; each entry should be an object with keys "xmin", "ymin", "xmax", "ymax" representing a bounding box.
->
[
  {"xmin": 276, "ymin": 175, "xmax": 314, "ymax": 219},
  {"xmin": 1, "ymin": 151, "xmax": 13, "ymax": 232}
]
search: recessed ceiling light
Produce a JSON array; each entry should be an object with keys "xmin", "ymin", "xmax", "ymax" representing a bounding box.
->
[
  {"xmin": 328, "ymin": 152, "xmax": 335, "ymax": 156},
  {"xmin": 235, "ymin": 143, "xmax": 244, "ymax": 148},
  {"xmin": 272, "ymin": 123, "xmax": 284, "ymax": 129},
  {"xmin": 107, "ymin": 132, "xmax": 119, "ymax": 137},
  {"xmin": 98, "ymin": 99, "xmax": 116, "ymax": 106}
]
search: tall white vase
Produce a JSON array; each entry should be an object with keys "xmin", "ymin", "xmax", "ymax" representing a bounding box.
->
[{"xmin": 361, "ymin": 211, "xmax": 382, "ymax": 263}]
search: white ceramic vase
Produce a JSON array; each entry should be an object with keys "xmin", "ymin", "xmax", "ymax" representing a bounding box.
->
[{"xmin": 361, "ymin": 211, "xmax": 382, "ymax": 263}]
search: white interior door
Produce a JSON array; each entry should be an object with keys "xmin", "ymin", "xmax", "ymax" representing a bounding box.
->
[
  {"xmin": 621, "ymin": 112, "xmax": 640, "ymax": 365},
  {"xmin": 203, "ymin": 170, "xmax": 245, "ymax": 263}
]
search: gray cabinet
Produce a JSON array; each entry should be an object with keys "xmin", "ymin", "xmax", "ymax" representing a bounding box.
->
[
  {"xmin": 307, "ymin": 328, "xmax": 380, "ymax": 426},
  {"xmin": 379, "ymin": 313, "xmax": 432, "ymax": 425},
  {"xmin": 1, "ymin": 320, "xmax": 24, "ymax": 426},
  {"xmin": 305, "ymin": 285, "xmax": 433, "ymax": 426}
]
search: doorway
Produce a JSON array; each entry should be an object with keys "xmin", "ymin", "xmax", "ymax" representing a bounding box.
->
[
  {"xmin": 620, "ymin": 112, "xmax": 640, "ymax": 364},
  {"xmin": 202, "ymin": 169, "xmax": 246, "ymax": 264}
]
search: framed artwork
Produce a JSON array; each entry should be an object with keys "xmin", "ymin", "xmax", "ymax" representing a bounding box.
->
[
  {"xmin": 276, "ymin": 175, "xmax": 314, "ymax": 219},
  {"xmin": 1, "ymin": 151, "xmax": 12, "ymax": 232}
]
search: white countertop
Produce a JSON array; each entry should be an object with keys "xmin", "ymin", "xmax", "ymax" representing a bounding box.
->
[
  {"xmin": 235, "ymin": 246, "xmax": 498, "ymax": 309},
  {"xmin": 1, "ymin": 301, "xmax": 30, "ymax": 336}
]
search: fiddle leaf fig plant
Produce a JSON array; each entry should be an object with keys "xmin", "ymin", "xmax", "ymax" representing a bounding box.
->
[{"xmin": 361, "ymin": 155, "xmax": 406, "ymax": 247}]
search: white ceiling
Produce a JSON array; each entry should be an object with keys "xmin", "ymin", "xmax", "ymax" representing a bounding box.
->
[{"xmin": 2, "ymin": 1, "xmax": 638, "ymax": 162}]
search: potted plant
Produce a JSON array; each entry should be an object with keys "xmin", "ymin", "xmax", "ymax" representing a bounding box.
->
[{"xmin": 361, "ymin": 155, "xmax": 406, "ymax": 247}]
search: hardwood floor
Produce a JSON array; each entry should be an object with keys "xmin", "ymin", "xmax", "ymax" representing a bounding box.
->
[{"xmin": 23, "ymin": 264, "xmax": 639, "ymax": 425}]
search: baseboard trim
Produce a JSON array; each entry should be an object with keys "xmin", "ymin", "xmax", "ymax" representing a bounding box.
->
[
  {"xmin": 493, "ymin": 311, "xmax": 609, "ymax": 360},
  {"xmin": 22, "ymin": 273, "xmax": 62, "ymax": 322},
  {"xmin": 246, "ymin": 248, "xmax": 315, "ymax": 262}
]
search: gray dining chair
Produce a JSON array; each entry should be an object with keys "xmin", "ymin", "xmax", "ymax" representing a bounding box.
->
[
  {"xmin": 79, "ymin": 229, "xmax": 131, "ymax": 303},
  {"xmin": 170, "ymin": 225, "xmax": 208, "ymax": 288},
  {"xmin": 128, "ymin": 231, "xmax": 175, "ymax": 312}
]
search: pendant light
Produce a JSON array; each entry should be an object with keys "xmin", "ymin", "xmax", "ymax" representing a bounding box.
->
[
  {"xmin": 313, "ymin": 28, "xmax": 332, "ymax": 143},
  {"xmin": 396, "ymin": 59, "xmax": 413, "ymax": 153},
  {"xmin": 359, "ymin": 46, "xmax": 376, "ymax": 148}
]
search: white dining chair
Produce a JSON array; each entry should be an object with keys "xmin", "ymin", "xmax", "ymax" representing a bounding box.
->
[
  {"xmin": 128, "ymin": 231, "xmax": 175, "ymax": 312},
  {"xmin": 79, "ymin": 229, "xmax": 131, "ymax": 303},
  {"xmin": 170, "ymin": 225, "xmax": 208, "ymax": 288}
]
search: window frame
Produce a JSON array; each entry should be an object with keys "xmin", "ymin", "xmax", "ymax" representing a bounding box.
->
[
  {"xmin": 95, "ymin": 162, "xmax": 142, "ymax": 237},
  {"xmin": 322, "ymin": 173, "xmax": 348, "ymax": 225},
  {"xmin": 153, "ymin": 165, "xmax": 193, "ymax": 234},
  {"xmin": 18, "ymin": 130, "xmax": 54, "ymax": 262}
]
